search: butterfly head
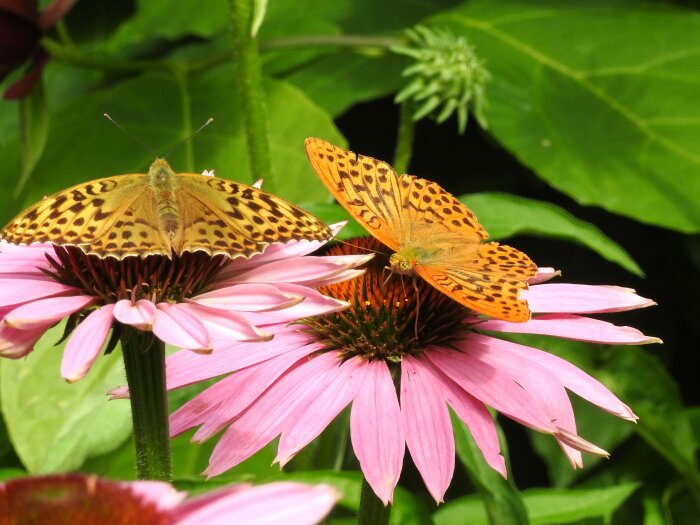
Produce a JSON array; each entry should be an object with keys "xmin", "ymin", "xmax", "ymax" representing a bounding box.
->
[
  {"xmin": 148, "ymin": 158, "xmax": 176, "ymax": 181},
  {"xmin": 389, "ymin": 250, "xmax": 419, "ymax": 275}
]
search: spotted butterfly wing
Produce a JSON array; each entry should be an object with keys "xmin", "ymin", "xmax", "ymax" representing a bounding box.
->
[
  {"xmin": 305, "ymin": 137, "xmax": 538, "ymax": 322},
  {"xmin": 305, "ymin": 137, "xmax": 404, "ymax": 251},
  {"xmin": 1, "ymin": 159, "xmax": 332, "ymax": 259},
  {"xmin": 413, "ymin": 243, "xmax": 537, "ymax": 322}
]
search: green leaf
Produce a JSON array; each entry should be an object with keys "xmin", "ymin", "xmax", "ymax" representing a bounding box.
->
[
  {"xmin": 301, "ymin": 202, "xmax": 366, "ymax": 239},
  {"xmin": 15, "ymin": 79, "xmax": 49, "ymax": 201},
  {"xmin": 434, "ymin": 495, "xmax": 491, "ymax": 525},
  {"xmin": 284, "ymin": 52, "xmax": 408, "ymax": 117},
  {"xmin": 452, "ymin": 411, "xmax": 529, "ymax": 525},
  {"xmin": 0, "ymin": 323, "xmax": 132, "ymax": 474},
  {"xmin": 463, "ymin": 192, "xmax": 643, "ymax": 276},
  {"xmin": 251, "ymin": 0, "xmax": 269, "ymax": 37},
  {"xmin": 436, "ymin": 485, "xmax": 638, "ymax": 525},
  {"xmin": 436, "ymin": 0, "xmax": 700, "ymax": 232},
  {"xmin": 509, "ymin": 335, "xmax": 700, "ymax": 499},
  {"xmin": 528, "ymin": 394, "xmax": 634, "ymax": 487},
  {"xmin": 0, "ymin": 68, "xmax": 344, "ymax": 224},
  {"xmin": 107, "ymin": 0, "xmax": 229, "ymax": 49},
  {"xmin": 523, "ymin": 484, "xmax": 639, "ymax": 524},
  {"xmin": 282, "ymin": 471, "xmax": 433, "ymax": 525},
  {"xmin": 0, "ymin": 468, "xmax": 25, "ymax": 481}
]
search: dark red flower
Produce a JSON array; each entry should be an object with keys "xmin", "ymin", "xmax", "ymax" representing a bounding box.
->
[{"xmin": 0, "ymin": 0, "xmax": 76, "ymax": 99}]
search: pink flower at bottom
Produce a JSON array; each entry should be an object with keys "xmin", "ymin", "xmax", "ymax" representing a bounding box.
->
[
  {"xmin": 0, "ymin": 474, "xmax": 338, "ymax": 525},
  {"xmin": 0, "ymin": 222, "xmax": 370, "ymax": 382},
  {"xmin": 169, "ymin": 238, "xmax": 660, "ymax": 505}
]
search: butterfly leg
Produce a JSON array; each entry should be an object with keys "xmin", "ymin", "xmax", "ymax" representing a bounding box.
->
[
  {"xmin": 411, "ymin": 275, "xmax": 420, "ymax": 341},
  {"xmin": 381, "ymin": 265, "xmax": 394, "ymax": 289}
]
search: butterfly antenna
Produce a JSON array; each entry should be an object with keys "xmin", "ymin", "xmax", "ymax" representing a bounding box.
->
[
  {"xmin": 103, "ymin": 113, "xmax": 158, "ymax": 158},
  {"xmin": 332, "ymin": 237, "xmax": 385, "ymax": 256},
  {"xmin": 163, "ymin": 117, "xmax": 214, "ymax": 159}
]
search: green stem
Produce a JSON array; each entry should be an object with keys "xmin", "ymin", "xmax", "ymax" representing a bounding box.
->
[
  {"xmin": 358, "ymin": 477, "xmax": 391, "ymax": 525},
  {"xmin": 229, "ymin": 0, "xmax": 274, "ymax": 187},
  {"xmin": 42, "ymin": 37, "xmax": 171, "ymax": 73},
  {"xmin": 121, "ymin": 328, "xmax": 171, "ymax": 481},
  {"xmin": 260, "ymin": 34, "xmax": 401, "ymax": 51},
  {"xmin": 393, "ymin": 101, "xmax": 415, "ymax": 174}
]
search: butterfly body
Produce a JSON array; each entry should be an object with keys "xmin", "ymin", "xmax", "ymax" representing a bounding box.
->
[
  {"xmin": 2, "ymin": 159, "xmax": 332, "ymax": 260},
  {"xmin": 305, "ymin": 138, "xmax": 538, "ymax": 322}
]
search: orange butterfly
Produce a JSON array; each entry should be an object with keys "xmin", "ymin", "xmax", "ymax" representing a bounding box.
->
[{"xmin": 305, "ymin": 138, "xmax": 537, "ymax": 322}]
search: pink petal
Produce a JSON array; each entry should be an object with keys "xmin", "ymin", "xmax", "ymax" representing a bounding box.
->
[
  {"xmin": 166, "ymin": 327, "xmax": 313, "ymax": 388},
  {"xmin": 0, "ymin": 322, "xmax": 48, "ymax": 358},
  {"xmin": 205, "ymin": 353, "xmax": 340, "ymax": 477},
  {"xmin": 113, "ymin": 299, "xmax": 157, "ymax": 329},
  {"xmin": 229, "ymin": 255, "xmax": 372, "ymax": 286},
  {"xmin": 107, "ymin": 386, "xmax": 130, "ymax": 400},
  {"xmin": 401, "ymin": 356, "xmax": 454, "ymax": 503},
  {"xmin": 276, "ymin": 356, "xmax": 364, "ymax": 466},
  {"xmin": 479, "ymin": 314, "xmax": 662, "ymax": 345},
  {"xmin": 0, "ymin": 245, "xmax": 53, "ymax": 273},
  {"xmin": 426, "ymin": 345, "xmax": 556, "ymax": 433},
  {"xmin": 529, "ymin": 267, "xmax": 560, "ymax": 285},
  {"xmin": 153, "ymin": 303, "xmax": 210, "ymax": 351},
  {"xmin": 172, "ymin": 343, "xmax": 316, "ymax": 440},
  {"xmin": 175, "ymin": 482, "xmax": 337, "ymax": 525},
  {"xmin": 0, "ymin": 279, "xmax": 77, "ymax": 308},
  {"xmin": 4, "ymin": 295, "xmax": 95, "ymax": 330},
  {"xmin": 471, "ymin": 333, "xmax": 637, "ymax": 422},
  {"xmin": 457, "ymin": 334, "xmax": 583, "ymax": 467},
  {"xmin": 424, "ymin": 359, "xmax": 506, "ymax": 477},
  {"xmin": 61, "ymin": 304, "xmax": 115, "ymax": 383},
  {"xmin": 189, "ymin": 284, "xmax": 302, "ymax": 312},
  {"xmin": 242, "ymin": 285, "xmax": 348, "ymax": 323},
  {"xmin": 214, "ymin": 222, "xmax": 345, "ymax": 277},
  {"xmin": 125, "ymin": 481, "xmax": 186, "ymax": 511},
  {"xmin": 313, "ymin": 269, "xmax": 365, "ymax": 287},
  {"xmin": 177, "ymin": 303, "xmax": 271, "ymax": 343},
  {"xmin": 523, "ymin": 284, "xmax": 655, "ymax": 314},
  {"xmin": 350, "ymin": 359, "xmax": 404, "ymax": 506}
]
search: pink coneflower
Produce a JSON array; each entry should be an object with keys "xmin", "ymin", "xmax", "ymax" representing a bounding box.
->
[
  {"xmin": 0, "ymin": 223, "xmax": 370, "ymax": 382},
  {"xmin": 169, "ymin": 238, "xmax": 660, "ymax": 505},
  {"xmin": 0, "ymin": 474, "xmax": 338, "ymax": 525}
]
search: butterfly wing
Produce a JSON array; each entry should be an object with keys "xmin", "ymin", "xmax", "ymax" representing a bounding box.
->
[
  {"xmin": 396, "ymin": 174, "xmax": 488, "ymax": 243},
  {"xmin": 0, "ymin": 175, "xmax": 171, "ymax": 258},
  {"xmin": 305, "ymin": 137, "xmax": 405, "ymax": 251},
  {"xmin": 176, "ymin": 173, "xmax": 333, "ymax": 258},
  {"xmin": 414, "ymin": 242, "xmax": 538, "ymax": 322}
]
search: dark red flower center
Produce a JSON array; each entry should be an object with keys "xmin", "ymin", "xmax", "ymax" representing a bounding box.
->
[
  {"xmin": 305, "ymin": 237, "xmax": 469, "ymax": 361},
  {"xmin": 43, "ymin": 246, "xmax": 229, "ymax": 304},
  {"xmin": 0, "ymin": 474, "xmax": 170, "ymax": 525}
]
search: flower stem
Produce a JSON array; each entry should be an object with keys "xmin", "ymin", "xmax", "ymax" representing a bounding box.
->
[
  {"xmin": 259, "ymin": 34, "xmax": 401, "ymax": 51},
  {"xmin": 358, "ymin": 477, "xmax": 391, "ymax": 525},
  {"xmin": 121, "ymin": 327, "xmax": 171, "ymax": 481},
  {"xmin": 228, "ymin": 0, "xmax": 274, "ymax": 188},
  {"xmin": 393, "ymin": 100, "xmax": 416, "ymax": 175}
]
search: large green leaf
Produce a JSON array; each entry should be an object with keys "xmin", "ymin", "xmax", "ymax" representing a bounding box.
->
[
  {"xmin": 0, "ymin": 67, "xmax": 344, "ymax": 224},
  {"xmin": 463, "ymin": 192, "xmax": 643, "ymax": 275},
  {"xmin": 284, "ymin": 51, "xmax": 408, "ymax": 117},
  {"xmin": 0, "ymin": 324, "xmax": 132, "ymax": 473},
  {"xmin": 435, "ymin": 0, "xmax": 700, "ymax": 232}
]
